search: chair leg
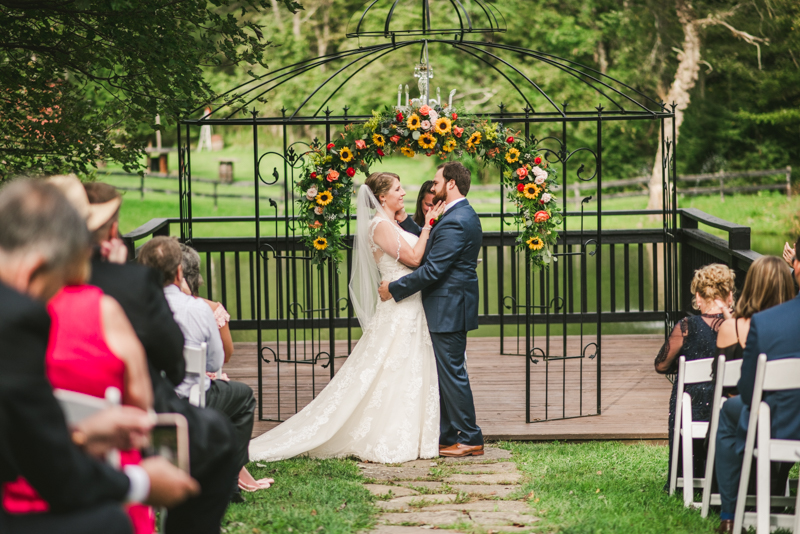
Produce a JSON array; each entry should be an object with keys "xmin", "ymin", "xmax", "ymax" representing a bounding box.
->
[
  {"xmin": 682, "ymin": 392, "xmax": 695, "ymax": 507},
  {"xmin": 756, "ymin": 403, "xmax": 771, "ymax": 534},
  {"xmin": 734, "ymin": 428, "xmax": 756, "ymax": 534},
  {"xmin": 670, "ymin": 395, "xmax": 683, "ymax": 496}
]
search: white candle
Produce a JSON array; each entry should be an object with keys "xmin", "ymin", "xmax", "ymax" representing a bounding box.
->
[
  {"xmin": 397, "ymin": 85, "xmax": 402, "ymax": 108},
  {"xmin": 449, "ymin": 89, "xmax": 456, "ymax": 108},
  {"xmin": 405, "ymin": 85, "xmax": 409, "ymax": 106}
]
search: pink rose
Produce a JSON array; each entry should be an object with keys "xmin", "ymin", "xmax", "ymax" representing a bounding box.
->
[
  {"xmin": 421, "ymin": 120, "xmax": 431, "ymax": 130},
  {"xmin": 314, "ymin": 206, "xmax": 323, "ymax": 215},
  {"xmin": 355, "ymin": 139, "xmax": 366, "ymax": 150},
  {"xmin": 516, "ymin": 167, "xmax": 528, "ymax": 179},
  {"xmin": 534, "ymin": 210, "xmax": 550, "ymax": 223},
  {"xmin": 419, "ymin": 105, "xmax": 432, "ymax": 116},
  {"xmin": 533, "ymin": 166, "xmax": 548, "ymax": 184},
  {"xmin": 306, "ymin": 186, "xmax": 318, "ymax": 200},
  {"xmin": 540, "ymin": 193, "xmax": 552, "ymax": 204}
]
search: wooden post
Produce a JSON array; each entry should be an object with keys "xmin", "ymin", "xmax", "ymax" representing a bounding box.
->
[
  {"xmin": 140, "ymin": 174, "xmax": 144, "ymax": 200},
  {"xmin": 719, "ymin": 171, "xmax": 724, "ymax": 202},
  {"xmin": 786, "ymin": 166, "xmax": 792, "ymax": 198},
  {"xmin": 213, "ymin": 182, "xmax": 218, "ymax": 209}
]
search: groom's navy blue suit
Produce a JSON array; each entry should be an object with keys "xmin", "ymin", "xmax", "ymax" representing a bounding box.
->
[{"xmin": 391, "ymin": 199, "xmax": 484, "ymax": 447}]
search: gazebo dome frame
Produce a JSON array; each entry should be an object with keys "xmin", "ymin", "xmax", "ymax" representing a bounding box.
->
[{"xmin": 176, "ymin": 4, "xmax": 679, "ymax": 425}]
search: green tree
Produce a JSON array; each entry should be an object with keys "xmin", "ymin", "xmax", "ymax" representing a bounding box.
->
[{"xmin": 0, "ymin": 0, "xmax": 302, "ymax": 179}]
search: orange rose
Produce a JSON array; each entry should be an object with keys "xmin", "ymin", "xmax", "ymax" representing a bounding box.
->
[
  {"xmin": 453, "ymin": 126, "xmax": 464, "ymax": 138},
  {"xmin": 327, "ymin": 170, "xmax": 339, "ymax": 182},
  {"xmin": 419, "ymin": 105, "xmax": 432, "ymax": 116},
  {"xmin": 533, "ymin": 210, "xmax": 550, "ymax": 223},
  {"xmin": 355, "ymin": 139, "xmax": 366, "ymax": 150}
]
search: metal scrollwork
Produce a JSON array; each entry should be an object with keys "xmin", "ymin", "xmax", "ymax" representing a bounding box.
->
[
  {"xmin": 582, "ymin": 342, "xmax": 598, "ymax": 359},
  {"xmin": 563, "ymin": 147, "xmax": 599, "ymax": 182},
  {"xmin": 529, "ymin": 347, "xmax": 545, "ymax": 364},
  {"xmin": 259, "ymin": 346, "xmax": 276, "ymax": 364}
]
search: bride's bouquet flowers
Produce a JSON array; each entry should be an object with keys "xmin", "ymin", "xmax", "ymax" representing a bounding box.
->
[{"xmin": 296, "ymin": 104, "xmax": 562, "ymax": 268}]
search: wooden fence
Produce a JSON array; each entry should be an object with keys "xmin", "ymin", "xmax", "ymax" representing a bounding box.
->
[{"xmin": 104, "ymin": 166, "xmax": 792, "ymax": 205}]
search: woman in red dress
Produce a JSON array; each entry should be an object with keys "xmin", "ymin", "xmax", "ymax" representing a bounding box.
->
[{"xmin": 2, "ymin": 177, "xmax": 154, "ymax": 533}]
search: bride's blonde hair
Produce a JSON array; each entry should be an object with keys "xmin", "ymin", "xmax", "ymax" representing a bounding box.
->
[{"xmin": 365, "ymin": 172, "xmax": 399, "ymax": 202}]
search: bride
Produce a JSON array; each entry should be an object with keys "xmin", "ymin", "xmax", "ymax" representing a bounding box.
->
[{"xmin": 248, "ymin": 172, "xmax": 445, "ymax": 463}]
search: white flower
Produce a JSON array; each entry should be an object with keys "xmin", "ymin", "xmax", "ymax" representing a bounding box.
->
[
  {"xmin": 541, "ymin": 193, "xmax": 552, "ymax": 204},
  {"xmin": 306, "ymin": 186, "xmax": 318, "ymax": 200},
  {"xmin": 314, "ymin": 206, "xmax": 323, "ymax": 215},
  {"xmin": 421, "ymin": 120, "xmax": 431, "ymax": 130},
  {"xmin": 533, "ymin": 166, "xmax": 548, "ymax": 184},
  {"xmin": 428, "ymin": 109, "xmax": 438, "ymax": 122},
  {"xmin": 525, "ymin": 218, "xmax": 532, "ymax": 227}
]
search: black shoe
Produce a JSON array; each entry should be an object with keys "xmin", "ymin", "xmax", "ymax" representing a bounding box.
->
[{"xmin": 230, "ymin": 488, "xmax": 245, "ymax": 504}]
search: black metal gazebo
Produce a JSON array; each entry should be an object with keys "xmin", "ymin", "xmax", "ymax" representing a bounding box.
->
[{"xmin": 175, "ymin": 0, "xmax": 679, "ymax": 425}]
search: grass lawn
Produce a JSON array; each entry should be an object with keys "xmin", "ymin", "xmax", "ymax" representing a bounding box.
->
[
  {"xmin": 508, "ymin": 441, "xmax": 719, "ymax": 534},
  {"xmin": 223, "ymin": 457, "xmax": 377, "ymax": 534},
  {"xmin": 222, "ymin": 441, "xmax": 730, "ymax": 533}
]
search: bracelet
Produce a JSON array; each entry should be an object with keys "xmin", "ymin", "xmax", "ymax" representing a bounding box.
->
[{"xmin": 422, "ymin": 226, "xmax": 432, "ymax": 231}]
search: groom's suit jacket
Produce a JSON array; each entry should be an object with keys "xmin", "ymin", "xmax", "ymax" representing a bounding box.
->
[{"xmin": 389, "ymin": 199, "xmax": 482, "ymax": 333}]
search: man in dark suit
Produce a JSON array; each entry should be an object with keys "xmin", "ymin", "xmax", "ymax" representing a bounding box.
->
[
  {"xmin": 0, "ymin": 180, "xmax": 198, "ymax": 534},
  {"xmin": 714, "ymin": 236, "xmax": 800, "ymax": 534},
  {"xmin": 379, "ymin": 162, "xmax": 484, "ymax": 457},
  {"xmin": 83, "ymin": 182, "xmax": 242, "ymax": 531}
]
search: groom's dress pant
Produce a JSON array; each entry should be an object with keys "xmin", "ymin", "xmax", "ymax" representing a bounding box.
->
[{"xmin": 430, "ymin": 331, "xmax": 483, "ymax": 446}]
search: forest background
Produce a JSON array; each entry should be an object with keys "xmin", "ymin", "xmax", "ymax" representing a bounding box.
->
[{"xmin": 2, "ymin": 0, "xmax": 799, "ymax": 221}]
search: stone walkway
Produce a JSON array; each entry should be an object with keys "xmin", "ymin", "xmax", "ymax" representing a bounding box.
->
[{"xmin": 361, "ymin": 447, "xmax": 538, "ymax": 533}]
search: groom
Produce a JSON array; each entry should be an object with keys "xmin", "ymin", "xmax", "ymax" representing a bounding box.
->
[{"xmin": 378, "ymin": 162, "xmax": 484, "ymax": 457}]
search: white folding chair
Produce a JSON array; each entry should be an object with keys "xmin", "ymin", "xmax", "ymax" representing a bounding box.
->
[
  {"xmin": 183, "ymin": 343, "xmax": 208, "ymax": 408},
  {"xmin": 54, "ymin": 386, "xmax": 122, "ymax": 468},
  {"xmin": 734, "ymin": 354, "xmax": 800, "ymax": 534},
  {"xmin": 669, "ymin": 356, "xmax": 714, "ymax": 507},
  {"xmin": 701, "ymin": 356, "xmax": 744, "ymax": 517}
]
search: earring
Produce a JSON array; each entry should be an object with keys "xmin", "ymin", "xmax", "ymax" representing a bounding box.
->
[{"xmin": 381, "ymin": 201, "xmax": 385, "ymax": 207}]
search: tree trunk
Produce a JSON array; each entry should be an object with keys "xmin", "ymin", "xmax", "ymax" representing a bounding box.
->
[{"xmin": 646, "ymin": 0, "xmax": 701, "ymax": 210}]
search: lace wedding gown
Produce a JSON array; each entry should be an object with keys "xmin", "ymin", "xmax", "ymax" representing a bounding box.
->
[{"xmin": 248, "ymin": 219, "xmax": 439, "ymax": 463}]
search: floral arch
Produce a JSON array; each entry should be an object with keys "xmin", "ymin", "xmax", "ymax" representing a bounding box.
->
[{"xmin": 297, "ymin": 101, "xmax": 561, "ymax": 269}]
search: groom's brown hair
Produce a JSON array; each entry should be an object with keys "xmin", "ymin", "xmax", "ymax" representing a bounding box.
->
[{"xmin": 441, "ymin": 162, "xmax": 471, "ymax": 196}]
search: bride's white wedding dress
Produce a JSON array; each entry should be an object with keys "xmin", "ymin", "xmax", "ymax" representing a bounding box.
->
[{"xmin": 248, "ymin": 217, "xmax": 439, "ymax": 463}]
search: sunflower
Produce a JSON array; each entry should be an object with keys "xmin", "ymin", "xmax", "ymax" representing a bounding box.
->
[
  {"xmin": 313, "ymin": 237, "xmax": 328, "ymax": 251},
  {"xmin": 442, "ymin": 137, "xmax": 457, "ymax": 153},
  {"xmin": 339, "ymin": 146, "xmax": 354, "ymax": 163},
  {"xmin": 400, "ymin": 146, "xmax": 415, "ymax": 158},
  {"xmin": 407, "ymin": 114, "xmax": 421, "ymax": 131},
  {"xmin": 434, "ymin": 117, "xmax": 452, "ymax": 135},
  {"xmin": 418, "ymin": 133, "xmax": 436, "ymax": 150},
  {"xmin": 526, "ymin": 236, "xmax": 544, "ymax": 251},
  {"xmin": 315, "ymin": 190, "xmax": 333, "ymax": 206},
  {"xmin": 521, "ymin": 182, "xmax": 540, "ymax": 200},
  {"xmin": 467, "ymin": 131, "xmax": 482, "ymax": 149},
  {"xmin": 505, "ymin": 147, "xmax": 520, "ymax": 164},
  {"xmin": 372, "ymin": 133, "xmax": 386, "ymax": 147}
]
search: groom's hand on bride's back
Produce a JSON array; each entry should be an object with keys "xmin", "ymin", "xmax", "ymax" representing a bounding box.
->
[{"xmin": 378, "ymin": 281, "xmax": 393, "ymax": 301}]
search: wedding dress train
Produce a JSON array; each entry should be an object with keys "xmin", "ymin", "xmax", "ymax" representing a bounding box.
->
[{"xmin": 248, "ymin": 221, "xmax": 439, "ymax": 463}]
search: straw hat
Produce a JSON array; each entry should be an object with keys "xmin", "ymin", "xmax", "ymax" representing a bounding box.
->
[{"xmin": 46, "ymin": 175, "xmax": 121, "ymax": 232}]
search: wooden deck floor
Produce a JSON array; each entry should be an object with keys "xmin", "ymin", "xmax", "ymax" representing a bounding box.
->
[{"xmin": 225, "ymin": 335, "xmax": 670, "ymax": 441}]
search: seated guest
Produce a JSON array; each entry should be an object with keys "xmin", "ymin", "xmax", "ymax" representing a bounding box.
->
[
  {"xmin": 654, "ymin": 263, "xmax": 735, "ymax": 488},
  {"xmin": 412, "ymin": 180, "xmax": 435, "ymax": 227},
  {"xmin": 0, "ymin": 179, "xmax": 198, "ymax": 534},
  {"xmin": 179, "ymin": 244, "xmax": 272, "ymax": 493},
  {"xmin": 139, "ymin": 237, "xmax": 256, "ymax": 502},
  {"xmin": 715, "ymin": 240, "xmax": 800, "ymax": 533},
  {"xmin": 3, "ymin": 176, "xmax": 155, "ymax": 533},
  {"xmin": 84, "ymin": 182, "xmax": 243, "ymax": 528},
  {"xmin": 714, "ymin": 255, "xmax": 795, "ymax": 396}
]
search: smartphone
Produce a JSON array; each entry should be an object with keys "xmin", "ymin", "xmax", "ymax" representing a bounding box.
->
[{"xmin": 148, "ymin": 413, "xmax": 190, "ymax": 474}]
